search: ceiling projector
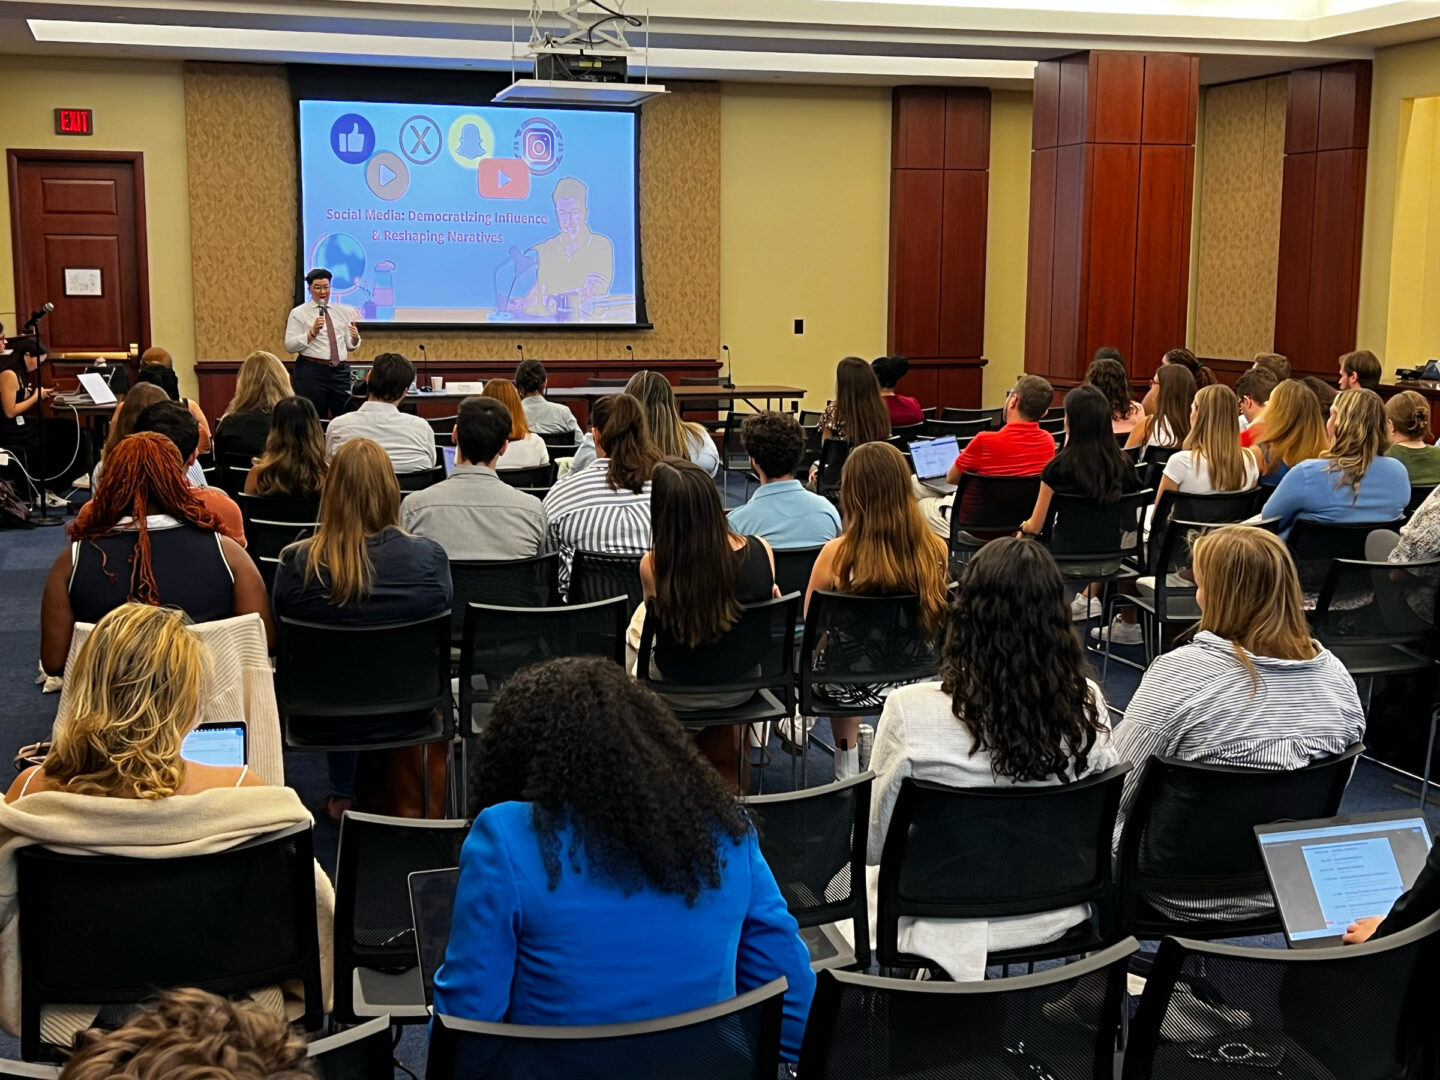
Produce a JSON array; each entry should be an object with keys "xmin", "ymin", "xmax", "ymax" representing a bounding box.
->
[{"xmin": 493, "ymin": 0, "xmax": 667, "ymax": 107}]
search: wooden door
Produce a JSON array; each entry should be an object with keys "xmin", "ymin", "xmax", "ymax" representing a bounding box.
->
[{"xmin": 7, "ymin": 151, "xmax": 150, "ymax": 358}]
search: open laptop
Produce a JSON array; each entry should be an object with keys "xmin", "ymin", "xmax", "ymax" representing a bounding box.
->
[
  {"xmin": 55, "ymin": 371, "xmax": 118, "ymax": 407},
  {"xmin": 909, "ymin": 435, "xmax": 959, "ymax": 495},
  {"xmin": 408, "ymin": 867, "xmax": 460, "ymax": 1005},
  {"xmin": 1255, "ymin": 810, "xmax": 1432, "ymax": 948},
  {"xmin": 441, "ymin": 444, "xmax": 457, "ymax": 477},
  {"xmin": 180, "ymin": 722, "xmax": 248, "ymax": 767}
]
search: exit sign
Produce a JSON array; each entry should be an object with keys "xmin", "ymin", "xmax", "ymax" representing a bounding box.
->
[{"xmin": 54, "ymin": 108, "xmax": 93, "ymax": 136}]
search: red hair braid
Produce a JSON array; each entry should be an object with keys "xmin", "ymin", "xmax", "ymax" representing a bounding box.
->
[{"xmin": 70, "ymin": 432, "xmax": 226, "ymax": 605}]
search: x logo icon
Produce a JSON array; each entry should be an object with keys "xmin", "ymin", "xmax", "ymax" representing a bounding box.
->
[{"xmin": 399, "ymin": 115, "xmax": 442, "ymax": 165}]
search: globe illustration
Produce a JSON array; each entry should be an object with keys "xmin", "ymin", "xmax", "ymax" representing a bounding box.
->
[{"xmin": 310, "ymin": 233, "xmax": 367, "ymax": 298}]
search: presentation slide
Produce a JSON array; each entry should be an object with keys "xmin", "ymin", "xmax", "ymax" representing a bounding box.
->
[
  {"xmin": 1302, "ymin": 837, "xmax": 1406, "ymax": 933},
  {"xmin": 297, "ymin": 99, "xmax": 642, "ymax": 327}
]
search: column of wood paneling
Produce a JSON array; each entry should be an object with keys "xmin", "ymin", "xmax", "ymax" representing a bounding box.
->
[
  {"xmin": 1025, "ymin": 51, "xmax": 1198, "ymax": 388},
  {"xmin": 887, "ymin": 87, "xmax": 991, "ymax": 409},
  {"xmin": 1273, "ymin": 60, "xmax": 1371, "ymax": 377}
]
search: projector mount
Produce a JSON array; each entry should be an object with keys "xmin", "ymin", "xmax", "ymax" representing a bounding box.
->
[{"xmin": 528, "ymin": 0, "xmax": 642, "ymax": 54}]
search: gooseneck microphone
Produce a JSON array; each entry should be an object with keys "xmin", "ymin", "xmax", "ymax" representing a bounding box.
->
[
  {"xmin": 721, "ymin": 343, "xmax": 731, "ymax": 386},
  {"xmin": 418, "ymin": 343, "xmax": 429, "ymax": 391},
  {"xmin": 516, "ymin": 343, "xmax": 526, "ymax": 366}
]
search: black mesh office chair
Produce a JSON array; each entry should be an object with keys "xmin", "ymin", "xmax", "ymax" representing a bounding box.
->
[
  {"xmin": 1286, "ymin": 518, "xmax": 1405, "ymax": 595},
  {"xmin": 448, "ymin": 553, "xmax": 559, "ymax": 643},
  {"xmin": 747, "ymin": 773, "xmax": 872, "ymax": 971},
  {"xmin": 802, "ymin": 938, "xmax": 1138, "ymax": 1080},
  {"xmin": 426, "ymin": 414, "xmax": 458, "ymax": 434},
  {"xmin": 1122, "ymin": 912, "xmax": 1440, "ymax": 1080},
  {"xmin": 306, "ymin": 1015, "xmax": 395, "ymax": 1080},
  {"xmin": 497, "ymin": 461, "xmax": 557, "ymax": 489},
  {"xmin": 235, "ymin": 490, "xmax": 321, "ymax": 523},
  {"xmin": 1116, "ymin": 744, "xmax": 1364, "ymax": 941},
  {"xmin": 815, "ymin": 439, "xmax": 850, "ymax": 500},
  {"xmin": 396, "ymin": 464, "xmax": 446, "ymax": 493},
  {"xmin": 569, "ymin": 549, "xmax": 645, "ymax": 616},
  {"xmin": 540, "ymin": 429, "xmax": 582, "ymax": 452},
  {"xmin": 244, "ymin": 518, "xmax": 317, "ymax": 592},
  {"xmin": 1406, "ymin": 482, "xmax": 1437, "ymax": 521},
  {"xmin": 941, "ymin": 407, "xmax": 1003, "ymax": 424},
  {"xmin": 891, "ymin": 422, "xmax": 925, "ymax": 441},
  {"xmin": 876, "ymin": 767, "xmax": 1131, "ymax": 972},
  {"xmin": 946, "ymin": 473, "xmax": 1044, "ymax": 573},
  {"xmin": 216, "ymin": 449, "xmax": 257, "ymax": 496},
  {"xmin": 923, "ymin": 417, "xmax": 990, "ymax": 440},
  {"xmin": 772, "ymin": 546, "xmax": 824, "ymax": 600},
  {"xmin": 332, "ymin": 811, "xmax": 468, "ymax": 1024},
  {"xmin": 719, "ymin": 410, "xmax": 758, "ymax": 500},
  {"xmin": 275, "ymin": 612, "xmax": 454, "ymax": 816},
  {"xmin": 427, "ymin": 978, "xmax": 787, "ymax": 1080},
  {"xmin": 16, "ymin": 823, "xmax": 325, "ymax": 1062}
]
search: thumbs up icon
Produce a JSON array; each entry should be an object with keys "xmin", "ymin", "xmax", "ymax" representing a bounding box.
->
[
  {"xmin": 339, "ymin": 123, "xmax": 365, "ymax": 154},
  {"xmin": 329, "ymin": 113, "xmax": 375, "ymax": 164}
]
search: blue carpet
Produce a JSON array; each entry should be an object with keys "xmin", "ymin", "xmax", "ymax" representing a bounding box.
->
[{"xmin": 1, "ymin": 518, "xmax": 1437, "ymax": 1069}]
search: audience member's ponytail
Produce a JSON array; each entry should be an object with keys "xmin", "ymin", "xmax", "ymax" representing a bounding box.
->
[{"xmin": 591, "ymin": 394, "xmax": 660, "ymax": 494}]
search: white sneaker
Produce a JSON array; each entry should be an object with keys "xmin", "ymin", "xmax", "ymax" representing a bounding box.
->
[
  {"xmin": 70, "ymin": 473, "xmax": 90, "ymax": 490},
  {"xmin": 1090, "ymin": 616, "xmax": 1142, "ymax": 646},
  {"xmin": 42, "ymin": 492, "xmax": 68, "ymax": 508},
  {"xmin": 1069, "ymin": 592, "xmax": 1102, "ymax": 621},
  {"xmin": 778, "ymin": 713, "xmax": 812, "ymax": 755},
  {"xmin": 834, "ymin": 745, "xmax": 860, "ymax": 781}
]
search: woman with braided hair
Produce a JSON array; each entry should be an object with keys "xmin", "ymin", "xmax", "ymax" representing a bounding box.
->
[{"xmin": 40, "ymin": 431, "xmax": 271, "ymax": 674}]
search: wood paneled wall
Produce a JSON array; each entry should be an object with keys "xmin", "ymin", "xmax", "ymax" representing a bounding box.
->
[
  {"xmin": 887, "ymin": 87, "xmax": 991, "ymax": 409},
  {"xmin": 1274, "ymin": 60, "xmax": 1371, "ymax": 378},
  {"xmin": 1025, "ymin": 51, "xmax": 1198, "ymax": 387}
]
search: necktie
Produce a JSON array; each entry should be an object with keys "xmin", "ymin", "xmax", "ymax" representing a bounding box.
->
[{"xmin": 326, "ymin": 311, "xmax": 340, "ymax": 365}]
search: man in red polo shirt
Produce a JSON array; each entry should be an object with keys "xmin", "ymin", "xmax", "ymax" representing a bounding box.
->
[{"xmin": 919, "ymin": 374, "xmax": 1057, "ymax": 537}]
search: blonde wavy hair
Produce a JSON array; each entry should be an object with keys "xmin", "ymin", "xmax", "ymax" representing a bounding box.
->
[
  {"xmin": 834, "ymin": 442, "xmax": 949, "ymax": 639},
  {"xmin": 43, "ymin": 604, "xmax": 210, "ymax": 800},
  {"xmin": 624, "ymin": 369, "xmax": 708, "ymax": 460},
  {"xmin": 1193, "ymin": 525, "xmax": 1316, "ymax": 689},
  {"xmin": 293, "ymin": 437, "xmax": 400, "ymax": 606},
  {"xmin": 1255, "ymin": 379, "xmax": 1328, "ymax": 473},
  {"xmin": 1185, "ymin": 383, "xmax": 1250, "ymax": 492},
  {"xmin": 222, "ymin": 350, "xmax": 291, "ymax": 417},
  {"xmin": 1324, "ymin": 388, "xmax": 1387, "ymax": 500}
]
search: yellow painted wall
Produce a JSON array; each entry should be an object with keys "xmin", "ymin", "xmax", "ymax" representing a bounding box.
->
[
  {"xmin": 1383, "ymin": 96, "xmax": 1440, "ymax": 366},
  {"xmin": 983, "ymin": 90, "xmax": 1033, "ymax": 406},
  {"xmin": 0, "ymin": 57, "xmax": 196, "ymax": 394},
  {"xmin": 718, "ymin": 84, "xmax": 891, "ymax": 410},
  {"xmin": 1361, "ymin": 37, "xmax": 1440, "ymax": 370}
]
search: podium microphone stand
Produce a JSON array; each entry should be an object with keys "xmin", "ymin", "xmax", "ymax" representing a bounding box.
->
[{"xmin": 18, "ymin": 329, "xmax": 63, "ymax": 527}]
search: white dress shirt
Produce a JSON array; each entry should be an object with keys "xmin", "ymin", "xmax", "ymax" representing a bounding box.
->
[
  {"xmin": 497, "ymin": 433, "xmax": 550, "ymax": 471},
  {"xmin": 284, "ymin": 300, "xmax": 362, "ymax": 363},
  {"xmin": 325, "ymin": 400, "xmax": 436, "ymax": 474}
]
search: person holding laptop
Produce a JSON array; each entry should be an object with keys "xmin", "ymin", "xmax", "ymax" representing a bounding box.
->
[{"xmin": 916, "ymin": 374, "xmax": 1056, "ymax": 539}]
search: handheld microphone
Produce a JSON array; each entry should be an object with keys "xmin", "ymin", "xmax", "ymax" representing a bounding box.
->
[
  {"xmin": 25, "ymin": 303, "xmax": 54, "ymax": 326},
  {"xmin": 317, "ymin": 301, "xmax": 328, "ymax": 317}
]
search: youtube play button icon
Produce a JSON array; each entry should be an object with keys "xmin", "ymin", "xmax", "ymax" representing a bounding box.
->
[
  {"xmin": 478, "ymin": 157, "xmax": 531, "ymax": 200},
  {"xmin": 365, "ymin": 151, "xmax": 409, "ymax": 201}
]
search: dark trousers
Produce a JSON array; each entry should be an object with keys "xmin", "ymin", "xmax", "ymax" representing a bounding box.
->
[{"xmin": 292, "ymin": 358, "xmax": 355, "ymax": 420}]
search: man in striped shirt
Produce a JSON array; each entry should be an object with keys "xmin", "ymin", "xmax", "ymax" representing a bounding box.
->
[{"xmin": 542, "ymin": 394, "xmax": 656, "ymax": 595}]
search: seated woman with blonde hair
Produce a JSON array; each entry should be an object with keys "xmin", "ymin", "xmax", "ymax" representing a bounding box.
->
[{"xmin": 0, "ymin": 603, "xmax": 331, "ymax": 1040}]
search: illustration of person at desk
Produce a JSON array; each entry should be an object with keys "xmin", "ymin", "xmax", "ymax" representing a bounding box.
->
[{"xmin": 526, "ymin": 176, "xmax": 613, "ymax": 321}]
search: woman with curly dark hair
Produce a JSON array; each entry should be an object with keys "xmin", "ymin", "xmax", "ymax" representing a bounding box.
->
[
  {"xmin": 434, "ymin": 657, "xmax": 815, "ymax": 1061},
  {"xmin": 1084, "ymin": 354, "xmax": 1143, "ymax": 434},
  {"xmin": 865, "ymin": 538, "xmax": 1117, "ymax": 980}
]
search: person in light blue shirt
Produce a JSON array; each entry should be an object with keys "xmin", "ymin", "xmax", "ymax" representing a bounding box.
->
[
  {"xmin": 434, "ymin": 658, "xmax": 815, "ymax": 1062},
  {"xmin": 728, "ymin": 410, "xmax": 841, "ymax": 548},
  {"xmin": 1262, "ymin": 389, "xmax": 1409, "ymax": 538}
]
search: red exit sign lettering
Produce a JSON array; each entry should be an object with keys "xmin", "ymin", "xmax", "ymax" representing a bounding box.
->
[{"xmin": 54, "ymin": 108, "xmax": 93, "ymax": 136}]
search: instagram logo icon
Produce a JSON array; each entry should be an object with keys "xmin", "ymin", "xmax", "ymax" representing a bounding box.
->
[{"xmin": 515, "ymin": 118, "xmax": 564, "ymax": 175}]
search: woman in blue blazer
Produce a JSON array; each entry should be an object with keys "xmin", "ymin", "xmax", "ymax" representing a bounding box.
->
[{"xmin": 433, "ymin": 657, "xmax": 816, "ymax": 1062}]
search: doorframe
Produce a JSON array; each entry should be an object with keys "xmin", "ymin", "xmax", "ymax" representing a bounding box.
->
[{"xmin": 6, "ymin": 148, "xmax": 152, "ymax": 352}]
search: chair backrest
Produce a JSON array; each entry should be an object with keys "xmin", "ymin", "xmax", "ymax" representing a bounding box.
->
[
  {"xmin": 1042, "ymin": 489, "xmax": 1152, "ymax": 561},
  {"xmin": 218, "ymin": 449, "xmax": 257, "ymax": 496},
  {"xmin": 637, "ymin": 593, "xmax": 799, "ymax": 705},
  {"xmin": 332, "ymin": 811, "xmax": 468, "ymax": 1024},
  {"xmin": 941, "ymin": 406, "xmax": 1002, "ymax": 424},
  {"xmin": 816, "ymin": 438, "xmax": 849, "ymax": 498},
  {"xmin": 1287, "ymin": 517, "xmax": 1406, "ymax": 593},
  {"xmin": 236, "ymin": 490, "xmax": 321, "ymax": 524},
  {"xmin": 876, "ymin": 767, "xmax": 1131, "ymax": 968},
  {"xmin": 570, "ymin": 549, "xmax": 645, "ymax": 617},
  {"xmin": 17, "ymin": 823, "xmax": 324, "ymax": 1060},
  {"xmin": 449, "ymin": 554, "xmax": 559, "ymax": 641},
  {"xmin": 799, "ymin": 409, "xmax": 824, "ymax": 428},
  {"xmin": 306, "ymin": 1014, "xmax": 394, "ymax": 1080},
  {"xmin": 395, "ymin": 464, "xmax": 446, "ymax": 492},
  {"xmin": 0, "ymin": 1064, "xmax": 57, "ymax": 1079},
  {"xmin": 803, "ymin": 938, "xmax": 1138, "ymax": 1080},
  {"xmin": 1118, "ymin": 744, "xmax": 1364, "ymax": 930},
  {"xmin": 948, "ymin": 472, "xmax": 1043, "ymax": 541},
  {"xmin": 772, "ymin": 546, "xmax": 823, "ymax": 599},
  {"xmin": 459, "ymin": 597, "xmax": 627, "ymax": 715},
  {"xmin": 1147, "ymin": 488, "xmax": 1267, "ymax": 571},
  {"xmin": 427, "ymin": 978, "xmax": 787, "ymax": 1080},
  {"xmin": 245, "ymin": 518, "xmax": 317, "ymax": 592},
  {"xmin": 799, "ymin": 591, "xmax": 941, "ymax": 717},
  {"xmin": 275, "ymin": 611, "xmax": 452, "ymax": 720},
  {"xmin": 1143, "ymin": 517, "xmax": 1230, "ymax": 621},
  {"xmin": 1039, "ymin": 414, "xmax": 1068, "ymax": 435},
  {"xmin": 891, "ymin": 422, "xmax": 925, "ymax": 441},
  {"xmin": 923, "ymin": 417, "xmax": 990, "ymax": 440},
  {"xmin": 1122, "ymin": 913, "xmax": 1440, "ymax": 1080},
  {"xmin": 426, "ymin": 414, "xmax": 458, "ymax": 434},
  {"xmin": 497, "ymin": 461, "xmax": 557, "ymax": 489},
  {"xmin": 1139, "ymin": 444, "xmax": 1180, "ymax": 469},
  {"xmin": 1406, "ymin": 482, "xmax": 1437, "ymax": 520},
  {"xmin": 746, "ymin": 773, "xmax": 873, "ymax": 970},
  {"xmin": 1312, "ymin": 556, "xmax": 1440, "ymax": 649},
  {"xmin": 539, "ymin": 429, "xmax": 581, "ymax": 451},
  {"xmin": 587, "ymin": 376, "xmax": 630, "ymax": 387}
]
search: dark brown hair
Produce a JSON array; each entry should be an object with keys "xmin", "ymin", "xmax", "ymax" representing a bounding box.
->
[
  {"xmin": 1253, "ymin": 353, "xmax": 1291, "ymax": 382},
  {"xmin": 740, "ymin": 411, "xmax": 805, "ymax": 479},
  {"xmin": 1084, "ymin": 357, "xmax": 1134, "ymax": 422},
  {"xmin": 591, "ymin": 394, "xmax": 660, "ymax": 494},
  {"xmin": 650, "ymin": 458, "xmax": 742, "ymax": 648},
  {"xmin": 1234, "ymin": 368, "xmax": 1278, "ymax": 407},
  {"xmin": 832, "ymin": 356, "xmax": 891, "ymax": 445},
  {"xmin": 1011, "ymin": 374, "xmax": 1053, "ymax": 421},
  {"xmin": 1341, "ymin": 349, "xmax": 1383, "ymax": 391}
]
